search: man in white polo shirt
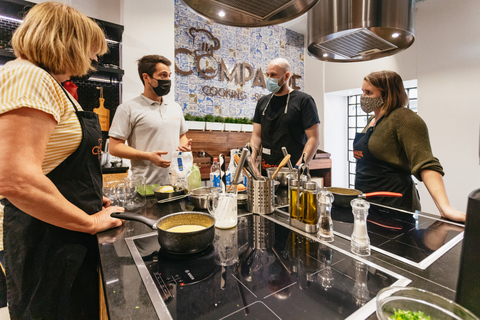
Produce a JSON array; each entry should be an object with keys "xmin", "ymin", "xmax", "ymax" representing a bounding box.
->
[{"xmin": 109, "ymin": 55, "xmax": 192, "ymax": 185}]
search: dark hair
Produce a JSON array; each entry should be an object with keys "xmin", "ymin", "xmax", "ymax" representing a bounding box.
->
[
  {"xmin": 364, "ymin": 70, "xmax": 409, "ymax": 116},
  {"xmin": 137, "ymin": 55, "xmax": 171, "ymax": 84}
]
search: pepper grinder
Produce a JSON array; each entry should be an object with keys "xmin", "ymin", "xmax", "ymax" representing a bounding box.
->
[
  {"xmin": 350, "ymin": 198, "xmax": 370, "ymax": 256},
  {"xmin": 318, "ymin": 188, "xmax": 334, "ymax": 242}
]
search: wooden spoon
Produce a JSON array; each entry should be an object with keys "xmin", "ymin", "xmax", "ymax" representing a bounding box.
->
[{"xmin": 271, "ymin": 154, "xmax": 291, "ymax": 181}]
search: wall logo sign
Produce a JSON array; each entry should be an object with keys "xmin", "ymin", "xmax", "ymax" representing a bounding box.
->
[{"xmin": 175, "ymin": 27, "xmax": 301, "ymax": 101}]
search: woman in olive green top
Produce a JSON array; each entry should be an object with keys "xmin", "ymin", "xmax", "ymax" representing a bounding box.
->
[{"xmin": 353, "ymin": 70, "xmax": 465, "ymax": 222}]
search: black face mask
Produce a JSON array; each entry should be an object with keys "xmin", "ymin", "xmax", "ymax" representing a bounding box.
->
[{"xmin": 150, "ymin": 79, "xmax": 171, "ymax": 97}]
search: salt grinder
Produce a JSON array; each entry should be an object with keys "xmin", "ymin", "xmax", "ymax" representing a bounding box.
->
[
  {"xmin": 350, "ymin": 198, "xmax": 370, "ymax": 256},
  {"xmin": 318, "ymin": 188, "xmax": 334, "ymax": 242}
]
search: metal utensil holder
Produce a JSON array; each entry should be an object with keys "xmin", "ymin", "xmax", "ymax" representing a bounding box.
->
[{"xmin": 247, "ymin": 177, "xmax": 274, "ymax": 214}]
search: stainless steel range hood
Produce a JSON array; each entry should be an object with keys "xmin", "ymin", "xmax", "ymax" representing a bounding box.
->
[
  {"xmin": 181, "ymin": 0, "xmax": 319, "ymax": 27},
  {"xmin": 307, "ymin": 0, "xmax": 415, "ymax": 62}
]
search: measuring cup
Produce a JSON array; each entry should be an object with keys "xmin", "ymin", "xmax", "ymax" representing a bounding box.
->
[
  {"xmin": 115, "ymin": 176, "xmax": 146, "ymax": 211},
  {"xmin": 208, "ymin": 188, "xmax": 237, "ymax": 229}
]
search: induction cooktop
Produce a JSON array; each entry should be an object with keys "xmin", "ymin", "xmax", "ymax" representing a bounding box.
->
[
  {"xmin": 125, "ymin": 215, "xmax": 410, "ymax": 320},
  {"xmin": 275, "ymin": 202, "xmax": 464, "ymax": 269}
]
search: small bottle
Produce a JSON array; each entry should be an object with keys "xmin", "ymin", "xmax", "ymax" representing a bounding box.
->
[
  {"xmin": 350, "ymin": 198, "xmax": 370, "ymax": 256},
  {"xmin": 318, "ymin": 188, "xmax": 334, "ymax": 242},
  {"xmin": 210, "ymin": 158, "xmax": 221, "ymax": 188},
  {"xmin": 302, "ymin": 181, "xmax": 318, "ymax": 225},
  {"xmin": 289, "ymin": 178, "xmax": 299, "ymax": 220}
]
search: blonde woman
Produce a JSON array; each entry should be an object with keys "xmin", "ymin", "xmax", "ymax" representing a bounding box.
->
[
  {"xmin": 0, "ymin": 2, "xmax": 124, "ymax": 319},
  {"xmin": 353, "ymin": 70, "xmax": 465, "ymax": 222}
]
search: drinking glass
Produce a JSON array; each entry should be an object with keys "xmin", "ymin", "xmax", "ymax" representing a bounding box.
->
[{"xmin": 115, "ymin": 176, "xmax": 146, "ymax": 211}]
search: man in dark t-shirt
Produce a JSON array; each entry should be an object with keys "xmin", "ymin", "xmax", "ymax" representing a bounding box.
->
[{"xmin": 250, "ymin": 58, "xmax": 320, "ymax": 176}]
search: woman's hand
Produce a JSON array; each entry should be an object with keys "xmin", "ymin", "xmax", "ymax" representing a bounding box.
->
[
  {"xmin": 90, "ymin": 205, "xmax": 125, "ymax": 235},
  {"xmin": 439, "ymin": 205, "xmax": 466, "ymax": 222},
  {"xmin": 421, "ymin": 170, "xmax": 465, "ymax": 222},
  {"xmin": 102, "ymin": 196, "xmax": 112, "ymax": 208}
]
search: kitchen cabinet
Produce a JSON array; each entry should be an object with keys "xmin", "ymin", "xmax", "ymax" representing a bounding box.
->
[{"xmin": 0, "ymin": 0, "xmax": 124, "ymax": 149}]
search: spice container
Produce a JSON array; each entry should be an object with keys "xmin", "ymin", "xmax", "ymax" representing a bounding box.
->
[
  {"xmin": 350, "ymin": 198, "xmax": 370, "ymax": 256},
  {"xmin": 318, "ymin": 188, "xmax": 334, "ymax": 242}
]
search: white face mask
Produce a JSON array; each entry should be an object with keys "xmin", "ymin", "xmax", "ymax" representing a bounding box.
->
[{"xmin": 360, "ymin": 96, "xmax": 384, "ymax": 113}]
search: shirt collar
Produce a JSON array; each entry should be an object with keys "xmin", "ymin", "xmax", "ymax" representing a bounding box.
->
[{"xmin": 140, "ymin": 94, "xmax": 168, "ymax": 106}]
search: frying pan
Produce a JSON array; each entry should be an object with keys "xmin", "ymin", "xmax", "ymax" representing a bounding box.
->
[
  {"xmin": 111, "ymin": 211, "xmax": 215, "ymax": 254},
  {"xmin": 326, "ymin": 187, "xmax": 402, "ymax": 207}
]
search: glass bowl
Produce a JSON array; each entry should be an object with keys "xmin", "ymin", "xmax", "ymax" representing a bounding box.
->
[{"xmin": 376, "ymin": 287, "xmax": 479, "ymax": 320}]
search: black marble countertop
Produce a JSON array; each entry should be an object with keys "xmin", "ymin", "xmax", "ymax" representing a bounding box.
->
[{"xmin": 97, "ymin": 193, "xmax": 464, "ymax": 320}]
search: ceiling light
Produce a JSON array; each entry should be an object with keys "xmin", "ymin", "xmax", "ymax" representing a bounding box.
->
[
  {"xmin": 392, "ymin": 33, "xmax": 400, "ymax": 38},
  {"xmin": 218, "ymin": 10, "xmax": 225, "ymax": 17}
]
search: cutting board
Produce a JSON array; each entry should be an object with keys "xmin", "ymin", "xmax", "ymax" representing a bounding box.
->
[{"xmin": 94, "ymin": 97, "xmax": 110, "ymax": 131}]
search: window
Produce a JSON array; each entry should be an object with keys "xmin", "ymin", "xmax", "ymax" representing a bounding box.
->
[{"xmin": 347, "ymin": 87, "xmax": 418, "ymax": 188}]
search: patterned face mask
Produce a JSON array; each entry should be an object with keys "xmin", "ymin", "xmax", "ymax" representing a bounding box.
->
[{"xmin": 360, "ymin": 96, "xmax": 384, "ymax": 113}]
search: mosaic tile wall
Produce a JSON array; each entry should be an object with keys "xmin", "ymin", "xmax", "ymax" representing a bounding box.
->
[{"xmin": 174, "ymin": 0, "xmax": 305, "ymax": 119}]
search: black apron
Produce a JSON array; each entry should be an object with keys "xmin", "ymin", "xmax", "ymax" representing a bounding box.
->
[
  {"xmin": 353, "ymin": 117, "xmax": 420, "ymax": 212},
  {"xmin": 260, "ymin": 92, "xmax": 303, "ymax": 176},
  {"xmin": 2, "ymin": 81, "xmax": 103, "ymax": 319}
]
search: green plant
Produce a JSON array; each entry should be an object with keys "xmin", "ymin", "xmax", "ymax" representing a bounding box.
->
[
  {"xmin": 184, "ymin": 113, "xmax": 194, "ymax": 121},
  {"xmin": 243, "ymin": 117, "xmax": 253, "ymax": 124},
  {"xmin": 204, "ymin": 114, "xmax": 215, "ymax": 122},
  {"xmin": 194, "ymin": 116, "xmax": 205, "ymax": 121},
  {"xmin": 224, "ymin": 117, "xmax": 235, "ymax": 123},
  {"xmin": 214, "ymin": 115, "xmax": 224, "ymax": 123},
  {"xmin": 235, "ymin": 117, "xmax": 243, "ymax": 124}
]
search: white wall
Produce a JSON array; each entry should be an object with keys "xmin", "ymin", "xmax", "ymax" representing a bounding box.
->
[
  {"xmin": 122, "ymin": 0, "xmax": 175, "ymax": 102},
  {"xmin": 304, "ymin": 54, "xmax": 325, "ymax": 151},
  {"xmin": 414, "ymin": 0, "xmax": 480, "ymax": 214}
]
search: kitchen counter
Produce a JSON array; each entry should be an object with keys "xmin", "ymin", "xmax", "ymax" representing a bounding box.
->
[{"xmin": 97, "ymin": 193, "xmax": 464, "ymax": 320}]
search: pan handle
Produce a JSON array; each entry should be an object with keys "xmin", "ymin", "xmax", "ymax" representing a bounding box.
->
[
  {"xmin": 363, "ymin": 191, "xmax": 403, "ymax": 198},
  {"xmin": 111, "ymin": 212, "xmax": 158, "ymax": 229}
]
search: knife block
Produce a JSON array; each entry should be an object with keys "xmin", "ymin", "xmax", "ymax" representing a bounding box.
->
[{"xmin": 455, "ymin": 188, "xmax": 480, "ymax": 317}]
